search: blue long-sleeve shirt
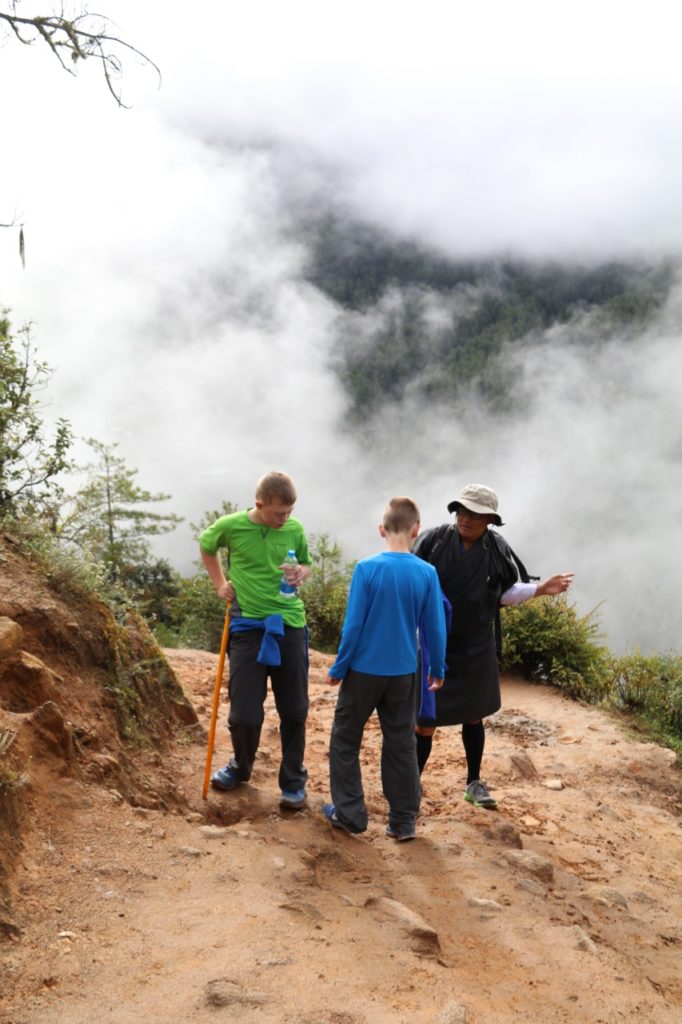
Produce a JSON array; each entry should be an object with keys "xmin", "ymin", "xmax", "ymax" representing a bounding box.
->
[{"xmin": 329, "ymin": 551, "xmax": 446, "ymax": 680}]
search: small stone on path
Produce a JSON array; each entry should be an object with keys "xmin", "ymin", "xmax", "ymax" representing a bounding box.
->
[
  {"xmin": 432, "ymin": 1000, "xmax": 467, "ymax": 1023},
  {"xmin": 570, "ymin": 925, "xmax": 598, "ymax": 953}
]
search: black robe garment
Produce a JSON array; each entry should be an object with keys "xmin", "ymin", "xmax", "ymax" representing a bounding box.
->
[{"xmin": 413, "ymin": 526, "xmax": 519, "ymax": 725}]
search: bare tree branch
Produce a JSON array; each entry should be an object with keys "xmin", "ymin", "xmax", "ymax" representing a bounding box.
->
[
  {"xmin": 0, "ymin": 4, "xmax": 160, "ymax": 107},
  {"xmin": 0, "ymin": 215, "xmax": 25, "ymax": 268}
]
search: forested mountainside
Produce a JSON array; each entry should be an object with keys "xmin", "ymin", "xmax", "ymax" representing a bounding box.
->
[{"xmin": 303, "ymin": 216, "xmax": 676, "ymax": 419}]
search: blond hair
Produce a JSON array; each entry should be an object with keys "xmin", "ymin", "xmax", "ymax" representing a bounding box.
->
[
  {"xmin": 383, "ymin": 496, "xmax": 420, "ymax": 534},
  {"xmin": 255, "ymin": 471, "xmax": 297, "ymax": 505}
]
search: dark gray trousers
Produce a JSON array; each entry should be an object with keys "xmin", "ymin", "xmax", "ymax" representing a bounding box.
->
[
  {"xmin": 329, "ymin": 669, "xmax": 420, "ymax": 834},
  {"xmin": 226, "ymin": 627, "xmax": 308, "ymax": 792}
]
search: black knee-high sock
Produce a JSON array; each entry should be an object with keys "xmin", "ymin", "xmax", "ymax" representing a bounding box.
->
[
  {"xmin": 462, "ymin": 722, "xmax": 485, "ymax": 784},
  {"xmin": 416, "ymin": 733, "xmax": 433, "ymax": 774}
]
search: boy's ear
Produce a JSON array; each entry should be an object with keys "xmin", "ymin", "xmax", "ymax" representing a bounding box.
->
[
  {"xmin": 378, "ymin": 524, "xmax": 386, "ymax": 538},
  {"xmin": 410, "ymin": 522, "xmax": 420, "ymax": 539}
]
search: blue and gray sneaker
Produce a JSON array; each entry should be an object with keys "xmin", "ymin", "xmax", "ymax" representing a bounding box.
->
[
  {"xmin": 280, "ymin": 788, "xmax": 306, "ymax": 809},
  {"xmin": 322, "ymin": 803, "xmax": 357, "ymax": 835},
  {"xmin": 386, "ymin": 823, "xmax": 417, "ymax": 842},
  {"xmin": 211, "ymin": 764, "xmax": 242, "ymax": 791}
]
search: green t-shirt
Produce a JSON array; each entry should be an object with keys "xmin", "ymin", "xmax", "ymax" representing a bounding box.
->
[{"xmin": 199, "ymin": 509, "xmax": 311, "ymax": 627}]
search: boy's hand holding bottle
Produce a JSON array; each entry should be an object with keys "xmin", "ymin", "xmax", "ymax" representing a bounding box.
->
[{"xmin": 278, "ymin": 550, "xmax": 310, "ymax": 594}]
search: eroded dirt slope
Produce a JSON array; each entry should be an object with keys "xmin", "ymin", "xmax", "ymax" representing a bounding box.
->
[{"xmin": 1, "ymin": 646, "xmax": 681, "ymax": 1024}]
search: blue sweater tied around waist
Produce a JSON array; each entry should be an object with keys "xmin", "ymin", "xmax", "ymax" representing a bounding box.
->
[{"xmin": 230, "ymin": 614, "xmax": 285, "ymax": 665}]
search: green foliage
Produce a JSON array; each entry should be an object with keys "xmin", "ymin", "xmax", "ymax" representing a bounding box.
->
[
  {"xmin": 500, "ymin": 597, "xmax": 682, "ymax": 744},
  {"xmin": 189, "ymin": 499, "xmax": 235, "ymax": 573},
  {"xmin": 104, "ymin": 606, "xmax": 184, "ymax": 744},
  {"xmin": 306, "ymin": 218, "xmax": 675, "ymax": 421},
  {"xmin": 301, "ymin": 533, "xmax": 353, "ymax": 653},
  {"xmin": 120, "ymin": 557, "xmax": 179, "ymax": 626},
  {"xmin": 153, "ymin": 500, "xmax": 237, "ymax": 652},
  {"xmin": 0, "ymin": 315, "xmax": 73, "ymax": 516},
  {"xmin": 191, "ymin": 500, "xmax": 239, "ymax": 538},
  {"xmin": 58, "ymin": 438, "xmax": 182, "ymax": 585},
  {"xmin": 609, "ymin": 651, "xmax": 682, "ymax": 742},
  {"xmin": 500, "ymin": 596, "xmax": 613, "ymax": 702},
  {"xmin": 157, "ymin": 573, "xmax": 227, "ymax": 652},
  {"xmin": 7, "ymin": 513, "xmax": 115, "ymax": 604}
]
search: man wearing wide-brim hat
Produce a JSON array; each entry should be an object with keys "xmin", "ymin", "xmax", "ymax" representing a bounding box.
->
[{"xmin": 412, "ymin": 483, "xmax": 573, "ymax": 809}]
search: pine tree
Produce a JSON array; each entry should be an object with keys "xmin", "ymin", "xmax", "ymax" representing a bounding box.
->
[{"xmin": 59, "ymin": 438, "xmax": 182, "ymax": 583}]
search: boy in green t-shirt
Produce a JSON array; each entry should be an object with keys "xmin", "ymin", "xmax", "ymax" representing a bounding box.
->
[{"xmin": 199, "ymin": 471, "xmax": 312, "ymax": 807}]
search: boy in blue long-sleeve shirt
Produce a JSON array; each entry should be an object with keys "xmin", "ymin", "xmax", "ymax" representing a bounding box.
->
[{"xmin": 323, "ymin": 497, "xmax": 446, "ymax": 841}]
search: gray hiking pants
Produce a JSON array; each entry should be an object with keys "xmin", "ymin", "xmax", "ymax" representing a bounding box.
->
[
  {"xmin": 227, "ymin": 626, "xmax": 308, "ymax": 792},
  {"xmin": 329, "ymin": 669, "xmax": 420, "ymax": 834}
]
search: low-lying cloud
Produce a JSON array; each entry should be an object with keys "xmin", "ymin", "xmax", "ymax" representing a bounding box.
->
[{"xmin": 1, "ymin": 1, "xmax": 681, "ymax": 652}]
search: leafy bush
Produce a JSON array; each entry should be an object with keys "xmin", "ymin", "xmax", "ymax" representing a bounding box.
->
[
  {"xmin": 500, "ymin": 595, "xmax": 613, "ymax": 702},
  {"xmin": 610, "ymin": 651, "xmax": 682, "ymax": 741},
  {"xmin": 300, "ymin": 533, "xmax": 353, "ymax": 653},
  {"xmin": 0, "ymin": 316, "xmax": 73, "ymax": 516},
  {"xmin": 4, "ymin": 515, "xmax": 116, "ymax": 603},
  {"xmin": 158, "ymin": 574, "xmax": 227, "ymax": 652},
  {"xmin": 500, "ymin": 596, "xmax": 682, "ymax": 743}
]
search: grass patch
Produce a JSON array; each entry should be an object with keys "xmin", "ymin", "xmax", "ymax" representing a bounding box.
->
[{"xmin": 501, "ymin": 597, "xmax": 682, "ymax": 748}]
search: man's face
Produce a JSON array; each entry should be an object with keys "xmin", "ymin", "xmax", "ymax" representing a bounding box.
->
[
  {"xmin": 455, "ymin": 507, "xmax": 494, "ymax": 543},
  {"xmin": 257, "ymin": 500, "xmax": 294, "ymax": 529}
]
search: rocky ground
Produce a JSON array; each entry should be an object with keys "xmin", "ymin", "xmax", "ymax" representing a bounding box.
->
[{"xmin": 1, "ymin": 646, "xmax": 681, "ymax": 1024}]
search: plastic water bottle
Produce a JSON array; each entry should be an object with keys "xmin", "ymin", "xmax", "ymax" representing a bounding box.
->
[{"xmin": 279, "ymin": 549, "xmax": 298, "ymax": 598}]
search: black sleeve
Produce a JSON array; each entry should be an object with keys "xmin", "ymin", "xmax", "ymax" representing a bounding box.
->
[
  {"xmin": 412, "ymin": 527, "xmax": 440, "ymax": 562},
  {"xmin": 489, "ymin": 532, "xmax": 522, "ymax": 593}
]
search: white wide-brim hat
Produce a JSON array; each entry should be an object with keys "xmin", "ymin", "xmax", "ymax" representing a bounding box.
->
[{"xmin": 447, "ymin": 483, "xmax": 503, "ymax": 526}]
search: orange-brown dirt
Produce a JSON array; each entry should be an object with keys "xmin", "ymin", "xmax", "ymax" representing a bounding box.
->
[{"xmin": 1, "ymin": 538, "xmax": 681, "ymax": 1024}]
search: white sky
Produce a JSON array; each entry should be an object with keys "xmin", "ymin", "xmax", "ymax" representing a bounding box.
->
[{"xmin": 1, "ymin": 0, "xmax": 681, "ymax": 651}]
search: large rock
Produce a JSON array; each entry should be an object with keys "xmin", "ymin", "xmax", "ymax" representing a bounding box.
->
[
  {"xmin": 483, "ymin": 820, "xmax": 523, "ymax": 848},
  {"xmin": 28, "ymin": 702, "xmax": 74, "ymax": 763},
  {"xmin": 364, "ymin": 895, "xmax": 441, "ymax": 956},
  {"xmin": 498, "ymin": 849, "xmax": 554, "ymax": 884},
  {"xmin": 2, "ymin": 652, "xmax": 62, "ymax": 712},
  {"xmin": 509, "ymin": 750, "xmax": 539, "ymax": 780},
  {"xmin": 204, "ymin": 977, "xmax": 268, "ymax": 1007},
  {"xmin": 0, "ymin": 618, "xmax": 23, "ymax": 664}
]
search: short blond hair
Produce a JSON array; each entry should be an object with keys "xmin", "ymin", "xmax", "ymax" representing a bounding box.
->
[
  {"xmin": 255, "ymin": 471, "xmax": 297, "ymax": 506},
  {"xmin": 383, "ymin": 496, "xmax": 420, "ymax": 534}
]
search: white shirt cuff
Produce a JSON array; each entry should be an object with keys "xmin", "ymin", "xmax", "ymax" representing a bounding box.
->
[{"xmin": 500, "ymin": 581, "xmax": 538, "ymax": 606}]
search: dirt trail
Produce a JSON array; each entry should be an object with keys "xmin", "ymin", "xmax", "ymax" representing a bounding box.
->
[{"xmin": 2, "ymin": 649, "xmax": 681, "ymax": 1024}]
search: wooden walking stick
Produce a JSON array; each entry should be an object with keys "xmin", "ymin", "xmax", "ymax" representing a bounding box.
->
[{"xmin": 202, "ymin": 603, "xmax": 231, "ymax": 799}]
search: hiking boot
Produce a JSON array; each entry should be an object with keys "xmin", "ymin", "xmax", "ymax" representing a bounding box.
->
[
  {"xmin": 386, "ymin": 823, "xmax": 417, "ymax": 842},
  {"xmin": 280, "ymin": 788, "xmax": 306, "ymax": 809},
  {"xmin": 464, "ymin": 779, "xmax": 497, "ymax": 809},
  {"xmin": 211, "ymin": 764, "xmax": 242, "ymax": 791},
  {"xmin": 322, "ymin": 803, "xmax": 358, "ymax": 835}
]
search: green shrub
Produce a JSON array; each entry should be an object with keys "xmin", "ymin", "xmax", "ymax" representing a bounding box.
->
[
  {"xmin": 610, "ymin": 650, "xmax": 682, "ymax": 741},
  {"xmin": 612, "ymin": 650, "xmax": 663, "ymax": 710},
  {"xmin": 159, "ymin": 574, "xmax": 228, "ymax": 653},
  {"xmin": 300, "ymin": 534, "xmax": 353, "ymax": 653},
  {"xmin": 500, "ymin": 595, "xmax": 613, "ymax": 702},
  {"xmin": 302, "ymin": 571, "xmax": 352, "ymax": 653},
  {"xmin": 4, "ymin": 514, "xmax": 114, "ymax": 602}
]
